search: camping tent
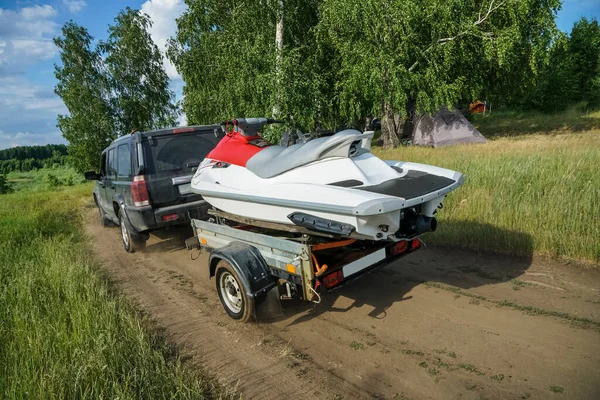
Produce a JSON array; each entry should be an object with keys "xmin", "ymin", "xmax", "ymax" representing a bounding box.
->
[{"xmin": 410, "ymin": 108, "xmax": 487, "ymax": 147}]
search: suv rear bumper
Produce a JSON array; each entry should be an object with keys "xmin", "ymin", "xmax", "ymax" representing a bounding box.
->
[{"xmin": 126, "ymin": 200, "xmax": 211, "ymax": 232}]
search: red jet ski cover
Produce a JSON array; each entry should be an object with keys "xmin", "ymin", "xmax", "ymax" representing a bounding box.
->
[{"xmin": 206, "ymin": 131, "xmax": 270, "ymax": 167}]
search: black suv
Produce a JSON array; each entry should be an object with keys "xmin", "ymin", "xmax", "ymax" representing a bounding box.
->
[{"xmin": 85, "ymin": 125, "xmax": 223, "ymax": 252}]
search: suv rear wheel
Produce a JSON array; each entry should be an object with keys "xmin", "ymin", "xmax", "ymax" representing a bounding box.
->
[
  {"xmin": 98, "ymin": 205, "xmax": 112, "ymax": 227},
  {"xmin": 119, "ymin": 211, "xmax": 146, "ymax": 253},
  {"xmin": 95, "ymin": 196, "xmax": 112, "ymax": 227}
]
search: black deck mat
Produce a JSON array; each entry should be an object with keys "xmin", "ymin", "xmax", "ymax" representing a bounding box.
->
[{"xmin": 356, "ymin": 170, "xmax": 455, "ymax": 200}]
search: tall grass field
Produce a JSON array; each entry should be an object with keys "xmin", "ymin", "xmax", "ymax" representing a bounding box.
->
[
  {"xmin": 0, "ymin": 185, "xmax": 226, "ymax": 398},
  {"xmin": 6, "ymin": 166, "xmax": 85, "ymax": 192},
  {"xmin": 374, "ymin": 132, "xmax": 600, "ymax": 263}
]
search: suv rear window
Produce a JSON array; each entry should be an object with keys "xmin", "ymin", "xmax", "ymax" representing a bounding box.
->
[{"xmin": 142, "ymin": 132, "xmax": 221, "ymax": 176}]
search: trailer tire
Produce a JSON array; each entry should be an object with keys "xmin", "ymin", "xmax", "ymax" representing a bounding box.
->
[{"xmin": 215, "ymin": 260, "xmax": 255, "ymax": 322}]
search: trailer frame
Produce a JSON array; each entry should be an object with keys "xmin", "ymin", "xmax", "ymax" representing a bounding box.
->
[{"xmin": 187, "ymin": 215, "xmax": 423, "ymax": 321}]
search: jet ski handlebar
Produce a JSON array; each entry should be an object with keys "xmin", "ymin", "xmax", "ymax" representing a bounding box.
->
[{"xmin": 220, "ymin": 118, "xmax": 284, "ymax": 136}]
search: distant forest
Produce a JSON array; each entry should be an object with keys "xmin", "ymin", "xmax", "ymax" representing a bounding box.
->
[{"xmin": 0, "ymin": 144, "xmax": 68, "ymax": 174}]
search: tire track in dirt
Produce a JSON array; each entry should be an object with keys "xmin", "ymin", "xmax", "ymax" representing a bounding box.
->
[
  {"xmin": 86, "ymin": 212, "xmax": 600, "ymax": 399},
  {"xmin": 87, "ymin": 217, "xmax": 362, "ymax": 399}
]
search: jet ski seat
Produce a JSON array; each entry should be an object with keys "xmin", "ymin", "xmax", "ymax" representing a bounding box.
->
[{"xmin": 246, "ymin": 129, "xmax": 364, "ymax": 179}]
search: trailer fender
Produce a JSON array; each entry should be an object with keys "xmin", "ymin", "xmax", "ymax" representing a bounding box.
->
[{"xmin": 209, "ymin": 242, "xmax": 276, "ymax": 298}]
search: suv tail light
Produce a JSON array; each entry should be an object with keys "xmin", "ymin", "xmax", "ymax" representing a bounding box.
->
[{"xmin": 132, "ymin": 175, "xmax": 150, "ymax": 207}]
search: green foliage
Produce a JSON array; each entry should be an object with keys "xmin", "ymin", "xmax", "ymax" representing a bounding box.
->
[
  {"xmin": 100, "ymin": 8, "xmax": 178, "ymax": 134},
  {"xmin": 55, "ymin": 12, "xmax": 178, "ymax": 173},
  {"xmin": 0, "ymin": 174, "xmax": 13, "ymax": 194},
  {"xmin": 168, "ymin": 0, "xmax": 324, "ymax": 131},
  {"xmin": 0, "ymin": 145, "xmax": 68, "ymax": 174},
  {"xmin": 570, "ymin": 18, "xmax": 600, "ymax": 107},
  {"xmin": 54, "ymin": 22, "xmax": 116, "ymax": 173},
  {"xmin": 0, "ymin": 144, "xmax": 67, "ymax": 161},
  {"xmin": 515, "ymin": 17, "xmax": 600, "ymax": 113},
  {"xmin": 526, "ymin": 33, "xmax": 579, "ymax": 112},
  {"xmin": 7, "ymin": 167, "xmax": 86, "ymax": 193},
  {"xmin": 46, "ymin": 173, "xmax": 62, "ymax": 188},
  {"xmin": 169, "ymin": 0, "xmax": 560, "ymax": 146},
  {"xmin": 318, "ymin": 0, "xmax": 560, "ymax": 145},
  {"xmin": 0, "ymin": 187, "xmax": 227, "ymax": 398}
]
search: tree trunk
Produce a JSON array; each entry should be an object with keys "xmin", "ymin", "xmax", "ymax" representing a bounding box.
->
[
  {"xmin": 381, "ymin": 100, "xmax": 402, "ymax": 148},
  {"xmin": 273, "ymin": 0, "xmax": 284, "ymax": 118}
]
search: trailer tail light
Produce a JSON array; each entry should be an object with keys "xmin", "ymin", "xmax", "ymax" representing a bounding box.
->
[
  {"xmin": 131, "ymin": 175, "xmax": 150, "ymax": 206},
  {"xmin": 161, "ymin": 213, "xmax": 178, "ymax": 221},
  {"xmin": 389, "ymin": 240, "xmax": 408, "ymax": 256},
  {"xmin": 322, "ymin": 270, "xmax": 344, "ymax": 289},
  {"xmin": 410, "ymin": 239, "xmax": 421, "ymax": 251}
]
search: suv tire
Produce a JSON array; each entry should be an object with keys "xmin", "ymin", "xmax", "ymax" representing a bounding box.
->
[
  {"xmin": 98, "ymin": 204, "xmax": 112, "ymax": 227},
  {"xmin": 119, "ymin": 211, "xmax": 146, "ymax": 253}
]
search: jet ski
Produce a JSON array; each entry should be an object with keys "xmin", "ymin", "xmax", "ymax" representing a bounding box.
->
[{"xmin": 191, "ymin": 118, "xmax": 464, "ymax": 241}]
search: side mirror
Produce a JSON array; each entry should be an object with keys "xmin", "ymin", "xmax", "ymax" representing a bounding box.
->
[{"xmin": 84, "ymin": 171, "xmax": 101, "ymax": 181}]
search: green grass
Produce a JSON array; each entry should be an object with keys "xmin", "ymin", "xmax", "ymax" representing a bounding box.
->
[
  {"xmin": 6, "ymin": 166, "xmax": 86, "ymax": 192},
  {"xmin": 349, "ymin": 341, "xmax": 365, "ymax": 350},
  {"xmin": 470, "ymin": 107, "xmax": 600, "ymax": 137},
  {"xmin": 0, "ymin": 185, "xmax": 227, "ymax": 398},
  {"xmin": 550, "ymin": 385, "xmax": 565, "ymax": 394},
  {"xmin": 374, "ymin": 132, "xmax": 600, "ymax": 263}
]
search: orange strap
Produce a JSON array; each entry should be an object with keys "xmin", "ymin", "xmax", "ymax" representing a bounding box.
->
[
  {"xmin": 311, "ymin": 239, "xmax": 356, "ymax": 251},
  {"xmin": 311, "ymin": 253, "xmax": 329, "ymax": 277}
]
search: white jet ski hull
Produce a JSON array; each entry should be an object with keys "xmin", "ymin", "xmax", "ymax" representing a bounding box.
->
[{"xmin": 191, "ymin": 150, "xmax": 463, "ymax": 241}]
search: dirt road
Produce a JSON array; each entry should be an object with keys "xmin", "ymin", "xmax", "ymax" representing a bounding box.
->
[{"xmin": 86, "ymin": 213, "xmax": 600, "ymax": 400}]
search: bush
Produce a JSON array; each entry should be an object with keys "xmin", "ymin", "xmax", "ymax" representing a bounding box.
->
[
  {"xmin": 46, "ymin": 173, "xmax": 62, "ymax": 187},
  {"xmin": 0, "ymin": 174, "xmax": 13, "ymax": 194}
]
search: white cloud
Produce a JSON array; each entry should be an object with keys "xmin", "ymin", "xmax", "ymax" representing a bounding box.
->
[
  {"xmin": 0, "ymin": 77, "xmax": 66, "ymax": 114},
  {"xmin": 0, "ymin": 130, "xmax": 66, "ymax": 150},
  {"xmin": 0, "ymin": 76, "xmax": 67, "ymax": 149},
  {"xmin": 20, "ymin": 5, "xmax": 57, "ymax": 20},
  {"xmin": 0, "ymin": 5, "xmax": 59, "ymax": 75},
  {"xmin": 140, "ymin": 0, "xmax": 187, "ymax": 79},
  {"xmin": 177, "ymin": 112, "xmax": 187, "ymax": 126},
  {"xmin": 62, "ymin": 0, "xmax": 87, "ymax": 14}
]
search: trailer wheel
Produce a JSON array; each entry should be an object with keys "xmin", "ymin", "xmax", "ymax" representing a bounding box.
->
[{"xmin": 215, "ymin": 260, "xmax": 255, "ymax": 322}]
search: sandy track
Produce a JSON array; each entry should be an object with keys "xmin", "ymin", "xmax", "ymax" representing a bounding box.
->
[{"xmin": 86, "ymin": 213, "xmax": 600, "ymax": 399}]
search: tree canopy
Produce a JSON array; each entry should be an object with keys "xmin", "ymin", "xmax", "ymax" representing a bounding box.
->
[
  {"xmin": 54, "ymin": 22, "xmax": 115, "ymax": 172},
  {"xmin": 168, "ymin": 0, "xmax": 322, "ymax": 130},
  {"xmin": 101, "ymin": 8, "xmax": 178, "ymax": 134},
  {"xmin": 169, "ymin": 0, "xmax": 562, "ymax": 147},
  {"xmin": 54, "ymin": 10, "xmax": 178, "ymax": 172}
]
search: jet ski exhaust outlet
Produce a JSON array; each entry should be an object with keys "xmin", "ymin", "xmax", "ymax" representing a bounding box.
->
[{"xmin": 401, "ymin": 212, "xmax": 437, "ymax": 235}]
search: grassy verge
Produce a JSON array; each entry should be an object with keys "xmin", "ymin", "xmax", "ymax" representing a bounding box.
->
[
  {"xmin": 6, "ymin": 166, "xmax": 85, "ymax": 193},
  {"xmin": 470, "ymin": 107, "xmax": 600, "ymax": 137},
  {"xmin": 0, "ymin": 185, "xmax": 227, "ymax": 398},
  {"xmin": 374, "ymin": 132, "xmax": 600, "ymax": 263}
]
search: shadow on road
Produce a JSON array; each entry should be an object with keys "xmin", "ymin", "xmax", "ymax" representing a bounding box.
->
[
  {"xmin": 136, "ymin": 221, "xmax": 533, "ymax": 327},
  {"xmin": 143, "ymin": 226, "xmax": 194, "ymax": 253},
  {"xmin": 261, "ymin": 221, "xmax": 533, "ymax": 326}
]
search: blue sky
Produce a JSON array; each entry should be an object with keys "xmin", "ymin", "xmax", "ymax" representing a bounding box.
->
[{"xmin": 0, "ymin": 0, "xmax": 598, "ymax": 149}]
